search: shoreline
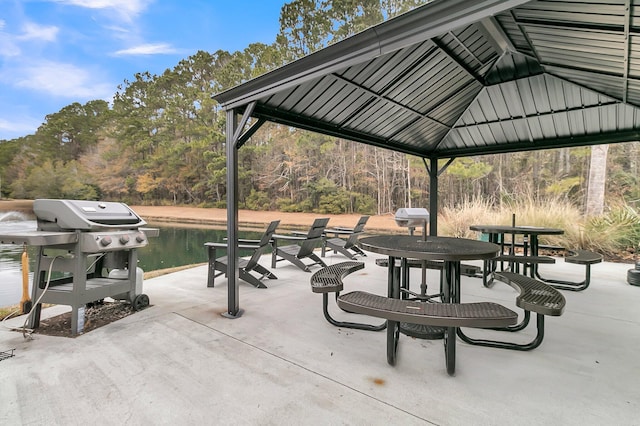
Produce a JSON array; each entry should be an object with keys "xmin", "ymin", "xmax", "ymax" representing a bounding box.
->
[{"xmin": 0, "ymin": 199, "xmax": 402, "ymax": 233}]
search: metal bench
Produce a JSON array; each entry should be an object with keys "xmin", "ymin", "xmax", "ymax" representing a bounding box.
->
[
  {"xmin": 310, "ymin": 261, "xmax": 386, "ymax": 331},
  {"xmin": 536, "ymin": 249, "xmax": 603, "ymax": 291},
  {"xmin": 375, "ymin": 257, "xmax": 481, "ymax": 277},
  {"xmin": 457, "ymin": 271, "xmax": 566, "ymax": 351},
  {"xmin": 509, "ymin": 241, "xmax": 565, "ymax": 252},
  {"xmin": 482, "ymin": 255, "xmax": 555, "ymax": 287},
  {"xmin": 336, "ymin": 291, "xmax": 517, "ymax": 376},
  {"xmin": 496, "ymin": 254, "xmax": 556, "ymax": 266}
]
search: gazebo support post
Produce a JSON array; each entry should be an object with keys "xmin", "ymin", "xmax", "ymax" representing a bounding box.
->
[
  {"xmin": 424, "ymin": 157, "xmax": 455, "ymax": 237},
  {"xmin": 224, "ymin": 103, "xmax": 259, "ymax": 318}
]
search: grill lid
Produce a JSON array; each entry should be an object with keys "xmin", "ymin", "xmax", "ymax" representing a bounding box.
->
[
  {"xmin": 33, "ymin": 199, "xmax": 147, "ymax": 231},
  {"xmin": 394, "ymin": 208, "xmax": 429, "ymax": 228}
]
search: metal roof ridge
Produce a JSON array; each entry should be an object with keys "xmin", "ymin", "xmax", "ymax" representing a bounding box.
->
[{"xmin": 213, "ymin": 0, "xmax": 534, "ymax": 109}]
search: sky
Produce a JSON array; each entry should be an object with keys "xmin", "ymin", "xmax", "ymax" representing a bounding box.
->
[{"xmin": 0, "ymin": 0, "xmax": 287, "ymax": 140}]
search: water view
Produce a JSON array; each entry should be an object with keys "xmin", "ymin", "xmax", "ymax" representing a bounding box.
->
[{"xmin": 0, "ymin": 213, "xmax": 263, "ymax": 307}]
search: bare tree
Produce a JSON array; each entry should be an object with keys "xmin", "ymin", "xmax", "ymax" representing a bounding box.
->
[{"xmin": 585, "ymin": 144, "xmax": 609, "ymax": 216}]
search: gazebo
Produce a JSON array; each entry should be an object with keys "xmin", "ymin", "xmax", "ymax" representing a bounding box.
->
[{"xmin": 213, "ymin": 0, "xmax": 640, "ymax": 317}]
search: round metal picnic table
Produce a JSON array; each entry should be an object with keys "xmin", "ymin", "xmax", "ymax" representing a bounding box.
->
[
  {"xmin": 469, "ymin": 225, "xmax": 564, "ymax": 283},
  {"xmin": 358, "ymin": 235, "xmax": 500, "ymax": 339}
]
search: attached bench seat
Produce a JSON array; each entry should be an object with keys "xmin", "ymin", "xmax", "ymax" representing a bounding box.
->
[
  {"xmin": 457, "ymin": 271, "xmax": 566, "ymax": 351},
  {"xmin": 507, "ymin": 241, "xmax": 565, "ymax": 252},
  {"xmin": 337, "ymin": 291, "xmax": 518, "ymax": 328},
  {"xmin": 496, "ymin": 255, "xmax": 556, "ymax": 265},
  {"xmin": 337, "ymin": 291, "xmax": 517, "ymax": 376},
  {"xmin": 482, "ymin": 255, "xmax": 555, "ymax": 287},
  {"xmin": 310, "ymin": 261, "xmax": 386, "ymax": 331},
  {"xmin": 565, "ymin": 249, "xmax": 603, "ymax": 265},
  {"xmin": 495, "ymin": 254, "xmax": 555, "ymax": 275},
  {"xmin": 536, "ymin": 249, "xmax": 603, "ymax": 291},
  {"xmin": 375, "ymin": 257, "xmax": 481, "ymax": 277}
]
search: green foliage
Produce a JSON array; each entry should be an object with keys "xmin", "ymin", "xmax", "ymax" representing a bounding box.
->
[
  {"xmin": 317, "ymin": 189, "xmax": 350, "ymax": 213},
  {"xmin": 277, "ymin": 0, "xmax": 425, "ymax": 59},
  {"xmin": 585, "ymin": 205, "xmax": 640, "ymax": 254},
  {"xmin": 353, "ymin": 193, "xmax": 376, "ymax": 214},
  {"xmin": 244, "ymin": 189, "xmax": 272, "ymax": 210},
  {"xmin": 0, "ymin": 139, "xmax": 21, "ymax": 170},
  {"xmin": 545, "ymin": 176, "xmax": 582, "ymax": 197},
  {"xmin": 9, "ymin": 160, "xmax": 97, "ymax": 200},
  {"xmin": 277, "ymin": 198, "xmax": 305, "ymax": 212},
  {"xmin": 0, "ymin": 138, "xmax": 23, "ymax": 197},
  {"xmin": 304, "ymin": 177, "xmax": 359, "ymax": 213},
  {"xmin": 445, "ymin": 157, "xmax": 492, "ymax": 179},
  {"xmin": 609, "ymin": 170, "xmax": 640, "ymax": 205},
  {"xmin": 37, "ymin": 100, "xmax": 110, "ymax": 162}
]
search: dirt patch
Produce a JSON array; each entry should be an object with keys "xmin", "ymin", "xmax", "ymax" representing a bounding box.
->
[{"xmin": 31, "ymin": 301, "xmax": 142, "ymax": 338}]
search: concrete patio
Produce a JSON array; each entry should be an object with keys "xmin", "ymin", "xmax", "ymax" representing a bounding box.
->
[{"xmin": 1, "ymin": 250, "xmax": 638, "ymax": 425}]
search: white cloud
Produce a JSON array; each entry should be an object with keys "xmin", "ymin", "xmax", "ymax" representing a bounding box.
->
[
  {"xmin": 114, "ymin": 43, "xmax": 177, "ymax": 56},
  {"xmin": 0, "ymin": 19, "xmax": 5, "ymax": 30},
  {"xmin": 52, "ymin": 0, "xmax": 152, "ymax": 21},
  {"xmin": 0, "ymin": 21, "xmax": 58, "ymax": 58},
  {"xmin": 0, "ymin": 38, "xmax": 21, "ymax": 57},
  {"xmin": 19, "ymin": 22, "xmax": 59, "ymax": 42},
  {"xmin": 13, "ymin": 61, "xmax": 114, "ymax": 99}
]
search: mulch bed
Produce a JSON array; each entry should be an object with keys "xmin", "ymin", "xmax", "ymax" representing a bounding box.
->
[{"xmin": 32, "ymin": 301, "xmax": 141, "ymax": 338}]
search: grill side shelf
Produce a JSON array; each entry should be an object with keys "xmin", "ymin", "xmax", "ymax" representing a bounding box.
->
[{"xmin": 0, "ymin": 231, "xmax": 78, "ymax": 246}]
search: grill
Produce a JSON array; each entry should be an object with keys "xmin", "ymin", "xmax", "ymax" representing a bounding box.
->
[
  {"xmin": 394, "ymin": 208, "xmax": 429, "ymax": 236},
  {"xmin": 34, "ymin": 199, "xmax": 146, "ymax": 231},
  {"xmin": 0, "ymin": 199, "xmax": 158, "ymax": 335}
]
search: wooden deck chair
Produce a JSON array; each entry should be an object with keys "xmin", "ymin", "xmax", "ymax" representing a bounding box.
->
[
  {"xmin": 322, "ymin": 215, "xmax": 369, "ymax": 259},
  {"xmin": 205, "ymin": 220, "xmax": 280, "ymax": 288},
  {"xmin": 271, "ymin": 218, "xmax": 329, "ymax": 272}
]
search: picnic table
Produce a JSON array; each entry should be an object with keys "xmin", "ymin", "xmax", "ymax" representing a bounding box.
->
[
  {"xmin": 469, "ymin": 225, "xmax": 564, "ymax": 286},
  {"xmin": 344, "ymin": 235, "xmax": 513, "ymax": 375}
]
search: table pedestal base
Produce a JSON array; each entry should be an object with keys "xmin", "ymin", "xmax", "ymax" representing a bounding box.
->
[{"xmin": 400, "ymin": 322, "xmax": 444, "ymax": 339}]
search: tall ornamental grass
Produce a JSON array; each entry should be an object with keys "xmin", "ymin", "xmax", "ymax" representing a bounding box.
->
[{"xmin": 438, "ymin": 197, "xmax": 639, "ymax": 258}]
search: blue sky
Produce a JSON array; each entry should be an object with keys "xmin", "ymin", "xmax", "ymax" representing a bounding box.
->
[{"xmin": 0, "ymin": 0, "xmax": 286, "ymax": 140}]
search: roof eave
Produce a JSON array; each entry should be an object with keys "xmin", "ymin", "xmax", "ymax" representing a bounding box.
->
[{"xmin": 213, "ymin": 0, "xmax": 533, "ymax": 110}]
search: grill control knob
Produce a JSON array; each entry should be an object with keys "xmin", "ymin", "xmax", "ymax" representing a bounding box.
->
[
  {"xmin": 136, "ymin": 234, "xmax": 146, "ymax": 243},
  {"xmin": 100, "ymin": 236, "xmax": 113, "ymax": 247},
  {"xmin": 119, "ymin": 235, "xmax": 130, "ymax": 245}
]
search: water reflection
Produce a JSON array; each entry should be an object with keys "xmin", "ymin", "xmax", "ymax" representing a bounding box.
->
[
  {"xmin": 0, "ymin": 215, "xmax": 38, "ymax": 308},
  {"xmin": 137, "ymin": 225, "xmax": 263, "ymax": 271}
]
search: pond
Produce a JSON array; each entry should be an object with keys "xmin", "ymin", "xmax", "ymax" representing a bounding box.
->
[{"xmin": 0, "ymin": 214, "xmax": 263, "ymax": 308}]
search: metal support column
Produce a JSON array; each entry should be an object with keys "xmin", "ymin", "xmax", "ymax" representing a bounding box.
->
[
  {"xmin": 428, "ymin": 157, "xmax": 438, "ymax": 236},
  {"xmin": 224, "ymin": 103, "xmax": 260, "ymax": 318},
  {"xmin": 225, "ymin": 109, "xmax": 242, "ymax": 318},
  {"xmin": 423, "ymin": 157, "xmax": 455, "ymax": 237}
]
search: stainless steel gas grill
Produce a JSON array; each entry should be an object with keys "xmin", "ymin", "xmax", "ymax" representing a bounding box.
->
[{"xmin": 0, "ymin": 199, "xmax": 158, "ymax": 335}]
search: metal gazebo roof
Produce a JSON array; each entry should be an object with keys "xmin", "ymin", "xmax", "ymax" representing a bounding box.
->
[
  {"xmin": 215, "ymin": 0, "xmax": 640, "ymax": 159},
  {"xmin": 213, "ymin": 0, "xmax": 640, "ymax": 317}
]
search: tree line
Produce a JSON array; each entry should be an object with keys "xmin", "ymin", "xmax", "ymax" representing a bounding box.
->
[{"xmin": 1, "ymin": 0, "xmax": 638, "ymax": 216}]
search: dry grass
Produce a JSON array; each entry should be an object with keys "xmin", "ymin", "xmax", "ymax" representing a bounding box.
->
[
  {"xmin": 439, "ymin": 196, "xmax": 580, "ymax": 244},
  {"xmin": 437, "ymin": 196, "xmax": 638, "ymax": 258}
]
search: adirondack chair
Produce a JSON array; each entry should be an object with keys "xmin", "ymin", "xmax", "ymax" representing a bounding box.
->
[
  {"xmin": 270, "ymin": 218, "xmax": 329, "ymax": 272},
  {"xmin": 321, "ymin": 215, "xmax": 369, "ymax": 259},
  {"xmin": 205, "ymin": 220, "xmax": 280, "ymax": 288}
]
